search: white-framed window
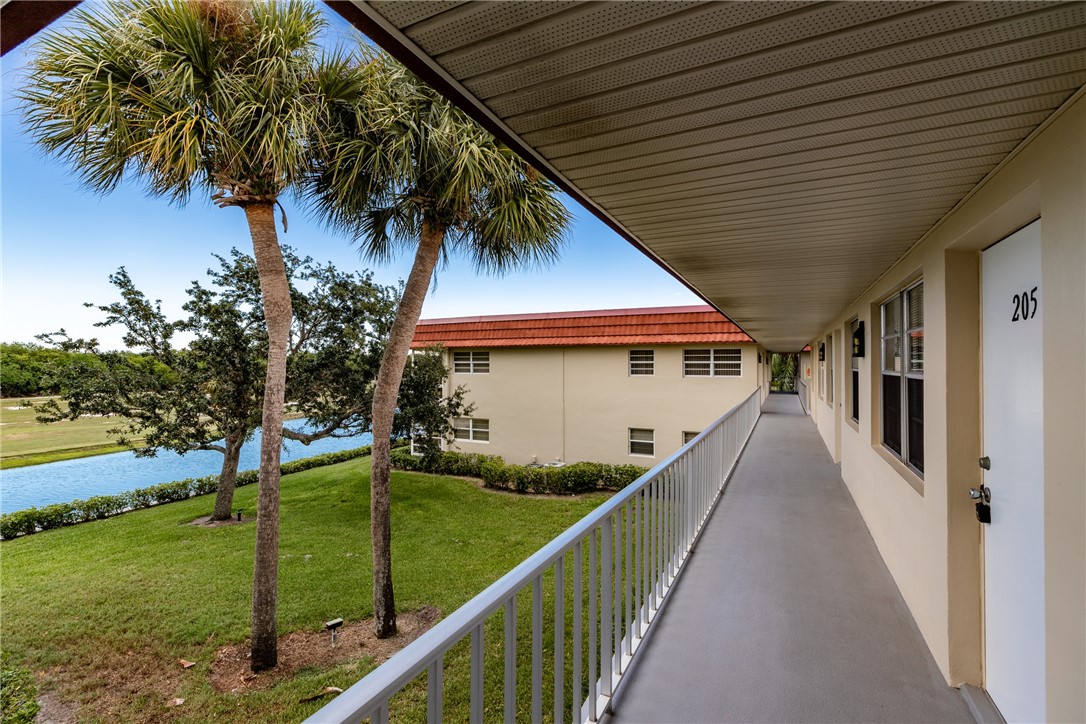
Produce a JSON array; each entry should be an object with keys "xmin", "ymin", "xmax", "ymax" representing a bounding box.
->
[
  {"xmin": 826, "ymin": 334, "xmax": 834, "ymax": 405},
  {"xmin": 628, "ymin": 428, "xmax": 655, "ymax": 456},
  {"xmin": 881, "ymin": 281, "xmax": 923, "ymax": 474},
  {"xmin": 850, "ymin": 318, "xmax": 861, "ymax": 423},
  {"xmin": 628, "ymin": 349, "xmax": 654, "ymax": 376},
  {"xmin": 453, "ymin": 417, "xmax": 489, "ymax": 443},
  {"xmin": 819, "ymin": 342, "xmax": 826, "ymax": 399},
  {"xmin": 453, "ymin": 351, "xmax": 489, "ymax": 374},
  {"xmin": 682, "ymin": 431, "xmax": 699, "ymax": 445},
  {"xmin": 683, "ymin": 348, "xmax": 741, "ymax": 377}
]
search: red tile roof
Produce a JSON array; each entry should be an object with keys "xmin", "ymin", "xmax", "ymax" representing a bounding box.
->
[{"xmin": 411, "ymin": 305, "xmax": 753, "ymax": 349}]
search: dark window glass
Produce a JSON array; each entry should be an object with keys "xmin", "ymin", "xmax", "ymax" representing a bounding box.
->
[
  {"xmin": 882, "ymin": 374, "xmax": 901, "ymax": 455},
  {"xmin": 851, "ymin": 370, "xmax": 860, "ymax": 422},
  {"xmin": 907, "ymin": 378, "xmax": 924, "ymax": 472}
]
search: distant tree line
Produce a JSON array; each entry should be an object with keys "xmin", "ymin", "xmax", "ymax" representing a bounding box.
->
[{"xmin": 0, "ymin": 343, "xmax": 102, "ymax": 398}]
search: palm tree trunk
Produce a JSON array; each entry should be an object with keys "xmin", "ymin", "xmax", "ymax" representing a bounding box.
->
[
  {"xmin": 211, "ymin": 430, "xmax": 245, "ymax": 521},
  {"xmin": 369, "ymin": 221, "xmax": 445, "ymax": 638},
  {"xmin": 244, "ymin": 203, "xmax": 292, "ymax": 672}
]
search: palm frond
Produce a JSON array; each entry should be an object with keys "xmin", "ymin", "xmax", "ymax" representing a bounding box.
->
[
  {"xmin": 19, "ymin": 0, "xmax": 332, "ymax": 208},
  {"xmin": 303, "ymin": 47, "xmax": 572, "ymax": 272}
]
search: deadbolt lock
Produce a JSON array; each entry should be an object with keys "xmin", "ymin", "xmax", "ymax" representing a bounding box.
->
[{"xmin": 969, "ymin": 484, "xmax": 992, "ymax": 524}]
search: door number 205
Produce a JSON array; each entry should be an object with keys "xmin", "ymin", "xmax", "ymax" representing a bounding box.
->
[{"xmin": 1011, "ymin": 286, "xmax": 1039, "ymax": 321}]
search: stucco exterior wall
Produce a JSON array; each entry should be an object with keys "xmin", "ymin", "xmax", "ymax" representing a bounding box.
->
[
  {"xmin": 805, "ymin": 91, "xmax": 1084, "ymax": 720},
  {"xmin": 443, "ymin": 344, "xmax": 758, "ymax": 467}
]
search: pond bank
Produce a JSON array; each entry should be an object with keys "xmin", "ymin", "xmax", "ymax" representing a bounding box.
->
[{"xmin": 0, "ymin": 420, "xmax": 372, "ymax": 513}]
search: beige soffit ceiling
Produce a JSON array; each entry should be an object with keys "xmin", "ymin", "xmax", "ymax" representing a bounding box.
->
[{"xmin": 332, "ymin": 1, "xmax": 1086, "ymax": 351}]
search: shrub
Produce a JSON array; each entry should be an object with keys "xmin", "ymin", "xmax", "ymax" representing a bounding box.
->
[
  {"xmin": 191, "ymin": 475, "xmax": 220, "ymax": 496},
  {"xmin": 152, "ymin": 480, "xmax": 195, "ymax": 504},
  {"xmin": 0, "ymin": 653, "xmax": 40, "ymax": 724},
  {"xmin": 34, "ymin": 503, "xmax": 75, "ymax": 531},
  {"xmin": 394, "ymin": 450, "xmax": 648, "ymax": 496},
  {"xmin": 391, "ymin": 447, "xmax": 502, "ymax": 479},
  {"xmin": 390, "ymin": 447, "xmax": 422, "ymax": 471},
  {"xmin": 71, "ymin": 494, "xmax": 128, "ymax": 522},
  {"xmin": 126, "ymin": 486, "xmax": 157, "ymax": 510},
  {"xmin": 0, "ymin": 510, "xmax": 38, "ymax": 540},
  {"xmin": 479, "ymin": 458, "xmax": 510, "ymax": 488}
]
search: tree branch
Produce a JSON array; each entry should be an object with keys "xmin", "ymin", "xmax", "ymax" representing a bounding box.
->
[{"xmin": 281, "ymin": 409, "xmax": 361, "ymax": 445}]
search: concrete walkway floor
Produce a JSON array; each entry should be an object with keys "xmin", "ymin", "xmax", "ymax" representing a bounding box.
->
[{"xmin": 608, "ymin": 394, "xmax": 972, "ymax": 724}]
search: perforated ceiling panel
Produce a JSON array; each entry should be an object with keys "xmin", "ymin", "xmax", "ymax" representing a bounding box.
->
[{"xmin": 343, "ymin": 0, "xmax": 1086, "ymax": 350}]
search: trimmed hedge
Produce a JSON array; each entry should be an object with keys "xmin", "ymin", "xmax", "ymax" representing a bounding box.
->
[
  {"xmin": 390, "ymin": 447, "xmax": 647, "ymax": 496},
  {"xmin": 0, "ymin": 445, "xmax": 372, "ymax": 540}
]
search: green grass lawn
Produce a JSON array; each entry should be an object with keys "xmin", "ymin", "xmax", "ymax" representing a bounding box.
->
[
  {"xmin": 0, "ymin": 455, "xmax": 610, "ymax": 722},
  {"xmin": 0, "ymin": 397, "xmax": 132, "ymax": 468}
]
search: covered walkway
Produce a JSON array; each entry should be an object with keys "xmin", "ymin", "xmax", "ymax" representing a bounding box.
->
[{"xmin": 608, "ymin": 394, "xmax": 971, "ymax": 723}]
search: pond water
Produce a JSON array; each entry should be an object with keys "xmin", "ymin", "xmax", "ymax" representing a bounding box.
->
[{"xmin": 0, "ymin": 420, "xmax": 372, "ymax": 514}]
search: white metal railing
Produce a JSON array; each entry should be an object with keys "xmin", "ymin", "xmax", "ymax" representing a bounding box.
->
[
  {"xmin": 796, "ymin": 377, "xmax": 809, "ymax": 415},
  {"xmin": 307, "ymin": 390, "xmax": 762, "ymax": 723}
]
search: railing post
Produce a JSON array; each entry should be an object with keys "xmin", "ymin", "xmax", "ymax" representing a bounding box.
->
[
  {"xmin": 684, "ymin": 453, "xmax": 691, "ymax": 550},
  {"xmin": 588, "ymin": 531, "xmax": 598, "ymax": 721},
  {"xmin": 573, "ymin": 542, "xmax": 582, "ymax": 724},
  {"xmin": 667, "ymin": 468, "xmax": 676, "ymax": 581},
  {"xmin": 532, "ymin": 576, "xmax": 543, "ymax": 724},
  {"xmin": 613, "ymin": 509, "xmax": 621, "ymax": 675},
  {"xmin": 653, "ymin": 476, "xmax": 661, "ymax": 606},
  {"xmin": 554, "ymin": 557, "xmax": 564, "ymax": 724},
  {"xmin": 634, "ymin": 493, "xmax": 642, "ymax": 637},
  {"xmin": 625, "ymin": 500, "xmax": 633, "ymax": 657},
  {"xmin": 470, "ymin": 625, "xmax": 484, "ymax": 724},
  {"xmin": 601, "ymin": 515, "xmax": 613, "ymax": 698},
  {"xmin": 505, "ymin": 597, "xmax": 517, "ymax": 724},
  {"xmin": 427, "ymin": 655, "xmax": 443, "ymax": 724}
]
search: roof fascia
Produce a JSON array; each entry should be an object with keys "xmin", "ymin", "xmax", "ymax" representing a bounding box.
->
[{"xmin": 1, "ymin": 1, "xmax": 79, "ymax": 56}]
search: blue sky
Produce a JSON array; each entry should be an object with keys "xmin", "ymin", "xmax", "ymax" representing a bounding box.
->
[{"xmin": 0, "ymin": 4, "xmax": 701, "ymax": 351}]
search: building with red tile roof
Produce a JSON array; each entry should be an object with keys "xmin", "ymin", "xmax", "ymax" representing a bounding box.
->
[{"xmin": 411, "ymin": 306, "xmax": 767, "ymax": 466}]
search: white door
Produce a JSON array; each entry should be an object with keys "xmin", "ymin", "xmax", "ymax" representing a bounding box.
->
[{"xmin": 981, "ymin": 220, "xmax": 1045, "ymax": 723}]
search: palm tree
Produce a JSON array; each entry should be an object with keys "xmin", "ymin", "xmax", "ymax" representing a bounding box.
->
[
  {"xmin": 771, "ymin": 353, "xmax": 798, "ymax": 391},
  {"xmin": 20, "ymin": 0, "xmax": 348, "ymax": 671},
  {"xmin": 306, "ymin": 49, "xmax": 572, "ymax": 637}
]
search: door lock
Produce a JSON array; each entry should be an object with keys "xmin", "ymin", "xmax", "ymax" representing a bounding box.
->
[
  {"xmin": 969, "ymin": 484, "xmax": 992, "ymax": 524},
  {"xmin": 979, "ymin": 456, "xmax": 991, "ymax": 470}
]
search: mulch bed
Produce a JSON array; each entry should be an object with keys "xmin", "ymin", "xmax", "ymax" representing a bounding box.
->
[
  {"xmin": 187, "ymin": 515, "xmax": 255, "ymax": 527},
  {"xmin": 209, "ymin": 606, "xmax": 442, "ymax": 693},
  {"xmin": 34, "ymin": 607, "xmax": 442, "ymax": 722}
]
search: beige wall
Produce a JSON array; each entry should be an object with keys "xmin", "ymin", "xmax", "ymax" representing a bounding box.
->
[
  {"xmin": 806, "ymin": 91, "xmax": 1085, "ymax": 720},
  {"xmin": 443, "ymin": 344, "xmax": 758, "ymax": 467}
]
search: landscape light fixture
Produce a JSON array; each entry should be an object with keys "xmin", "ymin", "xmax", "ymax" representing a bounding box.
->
[
  {"xmin": 852, "ymin": 322, "xmax": 866, "ymax": 358},
  {"xmin": 325, "ymin": 618, "xmax": 343, "ymax": 646}
]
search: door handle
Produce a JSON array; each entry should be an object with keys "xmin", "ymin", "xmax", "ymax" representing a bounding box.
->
[{"xmin": 969, "ymin": 485, "xmax": 991, "ymax": 503}]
